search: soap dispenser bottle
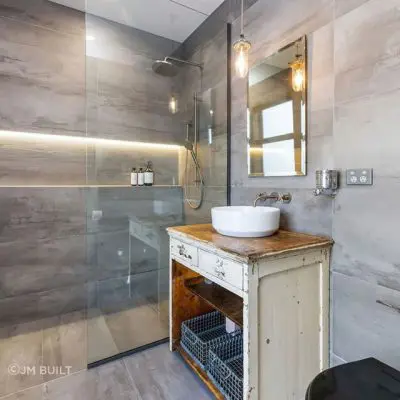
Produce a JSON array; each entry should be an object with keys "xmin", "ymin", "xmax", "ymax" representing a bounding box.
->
[
  {"xmin": 144, "ymin": 161, "xmax": 154, "ymax": 186},
  {"xmin": 138, "ymin": 168, "xmax": 144, "ymax": 186},
  {"xmin": 130, "ymin": 168, "xmax": 138, "ymax": 186}
]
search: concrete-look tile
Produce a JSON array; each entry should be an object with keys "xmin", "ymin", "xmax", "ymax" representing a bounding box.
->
[
  {"xmin": 0, "ymin": 284, "xmax": 87, "ymax": 327},
  {"xmin": 0, "ymin": 321, "xmax": 43, "ymax": 397},
  {"xmin": 87, "ymin": 311, "xmax": 119, "ymax": 365},
  {"xmin": 309, "ymin": 108, "xmax": 333, "ymax": 137},
  {"xmin": 0, "ymin": 139, "xmax": 87, "ymax": 186},
  {"xmin": 124, "ymin": 343, "xmax": 213, "ymax": 400},
  {"xmin": 335, "ymin": 52, "xmax": 400, "ymax": 104},
  {"xmin": 231, "ymin": 187, "xmax": 333, "ymax": 236},
  {"xmin": 0, "ymin": 0, "xmax": 85, "ymax": 36},
  {"xmin": 334, "ymin": 89, "xmax": 400, "ymax": 176},
  {"xmin": 334, "ymin": 0, "xmax": 400, "ymax": 75},
  {"xmin": 335, "ymin": 0, "xmax": 370, "ymax": 18},
  {"xmin": 0, "ymin": 236, "xmax": 87, "ymax": 300},
  {"xmin": 86, "ymin": 14, "xmax": 179, "ymax": 61},
  {"xmin": 43, "ymin": 360, "xmax": 141, "ymax": 400},
  {"xmin": 309, "ymin": 73, "xmax": 334, "ymax": 112},
  {"xmin": 0, "ymin": 384, "xmax": 43, "ymax": 400},
  {"xmin": 332, "ymin": 178, "xmax": 400, "ymax": 292},
  {"xmin": 238, "ymin": 0, "xmax": 334, "ymax": 67},
  {"xmin": 0, "ymin": 188, "xmax": 86, "ymax": 244},
  {"xmin": 308, "ymin": 22, "xmax": 334, "ymax": 80},
  {"xmin": 42, "ymin": 311, "xmax": 87, "ymax": 381},
  {"xmin": 104, "ymin": 306, "xmax": 168, "ymax": 355},
  {"xmin": 331, "ymin": 272, "xmax": 400, "ymax": 370}
]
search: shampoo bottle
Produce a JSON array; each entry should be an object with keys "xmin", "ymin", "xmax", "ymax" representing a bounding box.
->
[
  {"xmin": 130, "ymin": 168, "xmax": 138, "ymax": 186},
  {"xmin": 138, "ymin": 168, "xmax": 144, "ymax": 186},
  {"xmin": 144, "ymin": 161, "xmax": 154, "ymax": 186}
]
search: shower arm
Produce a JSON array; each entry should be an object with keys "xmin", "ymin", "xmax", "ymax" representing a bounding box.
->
[{"xmin": 164, "ymin": 56, "xmax": 203, "ymax": 70}]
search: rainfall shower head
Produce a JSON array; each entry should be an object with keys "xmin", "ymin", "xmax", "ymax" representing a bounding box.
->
[
  {"xmin": 152, "ymin": 58, "xmax": 179, "ymax": 77},
  {"xmin": 152, "ymin": 56, "xmax": 203, "ymax": 77}
]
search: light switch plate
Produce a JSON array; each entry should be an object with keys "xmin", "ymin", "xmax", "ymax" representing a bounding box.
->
[{"xmin": 346, "ymin": 169, "xmax": 373, "ymax": 185}]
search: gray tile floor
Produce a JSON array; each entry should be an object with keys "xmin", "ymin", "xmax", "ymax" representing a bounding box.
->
[{"xmin": 1, "ymin": 344, "xmax": 213, "ymax": 400}]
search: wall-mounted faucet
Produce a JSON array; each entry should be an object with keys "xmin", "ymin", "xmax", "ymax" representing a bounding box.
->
[{"xmin": 253, "ymin": 192, "xmax": 292, "ymax": 207}]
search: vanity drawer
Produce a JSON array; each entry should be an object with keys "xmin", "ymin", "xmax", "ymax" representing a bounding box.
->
[
  {"xmin": 170, "ymin": 238, "xmax": 198, "ymax": 267},
  {"xmin": 198, "ymin": 250, "xmax": 243, "ymax": 291}
]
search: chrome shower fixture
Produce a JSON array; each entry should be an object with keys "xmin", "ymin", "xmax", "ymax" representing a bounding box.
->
[{"xmin": 152, "ymin": 56, "xmax": 203, "ymax": 77}]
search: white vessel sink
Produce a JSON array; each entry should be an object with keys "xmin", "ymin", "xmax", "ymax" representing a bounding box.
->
[{"xmin": 211, "ymin": 206, "xmax": 280, "ymax": 238}]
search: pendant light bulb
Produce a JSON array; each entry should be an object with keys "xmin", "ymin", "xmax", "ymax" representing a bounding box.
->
[
  {"xmin": 290, "ymin": 43, "xmax": 305, "ymax": 92},
  {"xmin": 233, "ymin": 0, "xmax": 252, "ymax": 78},
  {"xmin": 169, "ymin": 95, "xmax": 178, "ymax": 114},
  {"xmin": 233, "ymin": 35, "xmax": 251, "ymax": 78}
]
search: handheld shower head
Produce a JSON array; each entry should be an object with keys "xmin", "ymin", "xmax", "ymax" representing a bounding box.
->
[{"xmin": 184, "ymin": 140, "xmax": 193, "ymax": 151}]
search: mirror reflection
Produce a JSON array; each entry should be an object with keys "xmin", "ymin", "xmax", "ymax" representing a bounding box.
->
[{"xmin": 248, "ymin": 36, "xmax": 307, "ymax": 177}]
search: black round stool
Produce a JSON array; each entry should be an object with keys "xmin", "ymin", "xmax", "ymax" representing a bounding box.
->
[{"xmin": 306, "ymin": 358, "xmax": 400, "ymax": 399}]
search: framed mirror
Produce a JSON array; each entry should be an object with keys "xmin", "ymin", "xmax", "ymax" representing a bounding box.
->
[{"xmin": 248, "ymin": 36, "xmax": 307, "ymax": 177}]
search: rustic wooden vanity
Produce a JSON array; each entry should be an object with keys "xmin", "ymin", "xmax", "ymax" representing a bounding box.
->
[{"xmin": 167, "ymin": 224, "xmax": 332, "ymax": 400}]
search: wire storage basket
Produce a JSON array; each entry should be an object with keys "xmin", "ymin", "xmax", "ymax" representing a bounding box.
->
[
  {"xmin": 181, "ymin": 311, "xmax": 240, "ymax": 369},
  {"xmin": 207, "ymin": 334, "xmax": 243, "ymax": 400}
]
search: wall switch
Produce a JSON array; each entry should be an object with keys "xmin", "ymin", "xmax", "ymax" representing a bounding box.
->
[{"xmin": 346, "ymin": 169, "xmax": 373, "ymax": 185}]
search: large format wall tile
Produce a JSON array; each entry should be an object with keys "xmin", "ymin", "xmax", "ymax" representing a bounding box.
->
[
  {"xmin": 334, "ymin": 88, "xmax": 400, "ymax": 176},
  {"xmin": 0, "ymin": 0, "xmax": 85, "ymax": 35},
  {"xmin": 0, "ymin": 15, "xmax": 85, "ymax": 135},
  {"xmin": 332, "ymin": 178, "xmax": 400, "ymax": 291},
  {"xmin": 334, "ymin": 0, "xmax": 400, "ymax": 103},
  {"xmin": 331, "ymin": 272, "xmax": 400, "ymax": 370},
  {"xmin": 335, "ymin": 0, "xmax": 370, "ymax": 18},
  {"xmin": 0, "ymin": 235, "xmax": 88, "ymax": 299},
  {"xmin": 0, "ymin": 188, "xmax": 86, "ymax": 243},
  {"xmin": 0, "ymin": 284, "xmax": 88, "ymax": 326},
  {"xmin": 0, "ymin": 137, "xmax": 87, "ymax": 186},
  {"xmin": 232, "ymin": 187, "xmax": 333, "ymax": 236}
]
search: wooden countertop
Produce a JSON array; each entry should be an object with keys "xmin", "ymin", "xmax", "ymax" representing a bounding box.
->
[{"xmin": 167, "ymin": 224, "xmax": 333, "ymax": 262}]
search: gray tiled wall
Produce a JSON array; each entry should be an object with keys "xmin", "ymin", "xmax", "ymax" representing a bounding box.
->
[
  {"xmin": 0, "ymin": 0, "xmax": 184, "ymax": 328},
  {"xmin": 230, "ymin": 0, "xmax": 400, "ymax": 370}
]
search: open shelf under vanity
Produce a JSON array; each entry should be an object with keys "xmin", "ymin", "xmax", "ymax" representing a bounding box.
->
[{"xmin": 171, "ymin": 260, "xmax": 244, "ymax": 399}]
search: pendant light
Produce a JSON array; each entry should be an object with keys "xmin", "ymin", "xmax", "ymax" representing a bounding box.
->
[
  {"xmin": 233, "ymin": 0, "xmax": 252, "ymax": 78},
  {"xmin": 290, "ymin": 42, "xmax": 305, "ymax": 92}
]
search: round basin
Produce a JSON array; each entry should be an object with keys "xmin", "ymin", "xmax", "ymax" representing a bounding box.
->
[{"xmin": 211, "ymin": 206, "xmax": 280, "ymax": 238}]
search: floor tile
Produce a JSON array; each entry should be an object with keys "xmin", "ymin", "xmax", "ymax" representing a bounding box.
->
[
  {"xmin": 0, "ymin": 384, "xmax": 43, "ymax": 400},
  {"xmin": 43, "ymin": 361, "xmax": 141, "ymax": 400},
  {"xmin": 104, "ymin": 306, "xmax": 168, "ymax": 354},
  {"xmin": 0, "ymin": 321, "xmax": 44, "ymax": 397},
  {"xmin": 124, "ymin": 344, "xmax": 213, "ymax": 400},
  {"xmin": 87, "ymin": 311, "xmax": 119, "ymax": 365},
  {"xmin": 42, "ymin": 311, "xmax": 87, "ymax": 381}
]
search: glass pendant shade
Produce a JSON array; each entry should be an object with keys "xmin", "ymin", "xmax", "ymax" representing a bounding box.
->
[
  {"xmin": 290, "ymin": 57, "xmax": 305, "ymax": 92},
  {"xmin": 233, "ymin": 35, "xmax": 251, "ymax": 78},
  {"xmin": 169, "ymin": 95, "xmax": 178, "ymax": 114}
]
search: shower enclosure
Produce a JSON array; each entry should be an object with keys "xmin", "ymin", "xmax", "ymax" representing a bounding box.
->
[{"xmin": 84, "ymin": 6, "xmax": 231, "ymax": 365}]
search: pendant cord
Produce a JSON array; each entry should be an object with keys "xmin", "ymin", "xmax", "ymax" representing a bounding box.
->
[{"xmin": 241, "ymin": 0, "xmax": 244, "ymax": 35}]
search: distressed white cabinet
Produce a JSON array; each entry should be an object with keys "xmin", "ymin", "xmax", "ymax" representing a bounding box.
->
[{"xmin": 167, "ymin": 224, "xmax": 332, "ymax": 400}]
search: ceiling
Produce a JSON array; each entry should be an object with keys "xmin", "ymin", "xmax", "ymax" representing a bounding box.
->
[{"xmin": 50, "ymin": 0, "xmax": 225, "ymax": 42}]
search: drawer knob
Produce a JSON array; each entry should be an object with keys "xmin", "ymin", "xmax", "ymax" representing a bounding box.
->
[
  {"xmin": 178, "ymin": 244, "xmax": 192, "ymax": 260},
  {"xmin": 215, "ymin": 259, "xmax": 226, "ymax": 278}
]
